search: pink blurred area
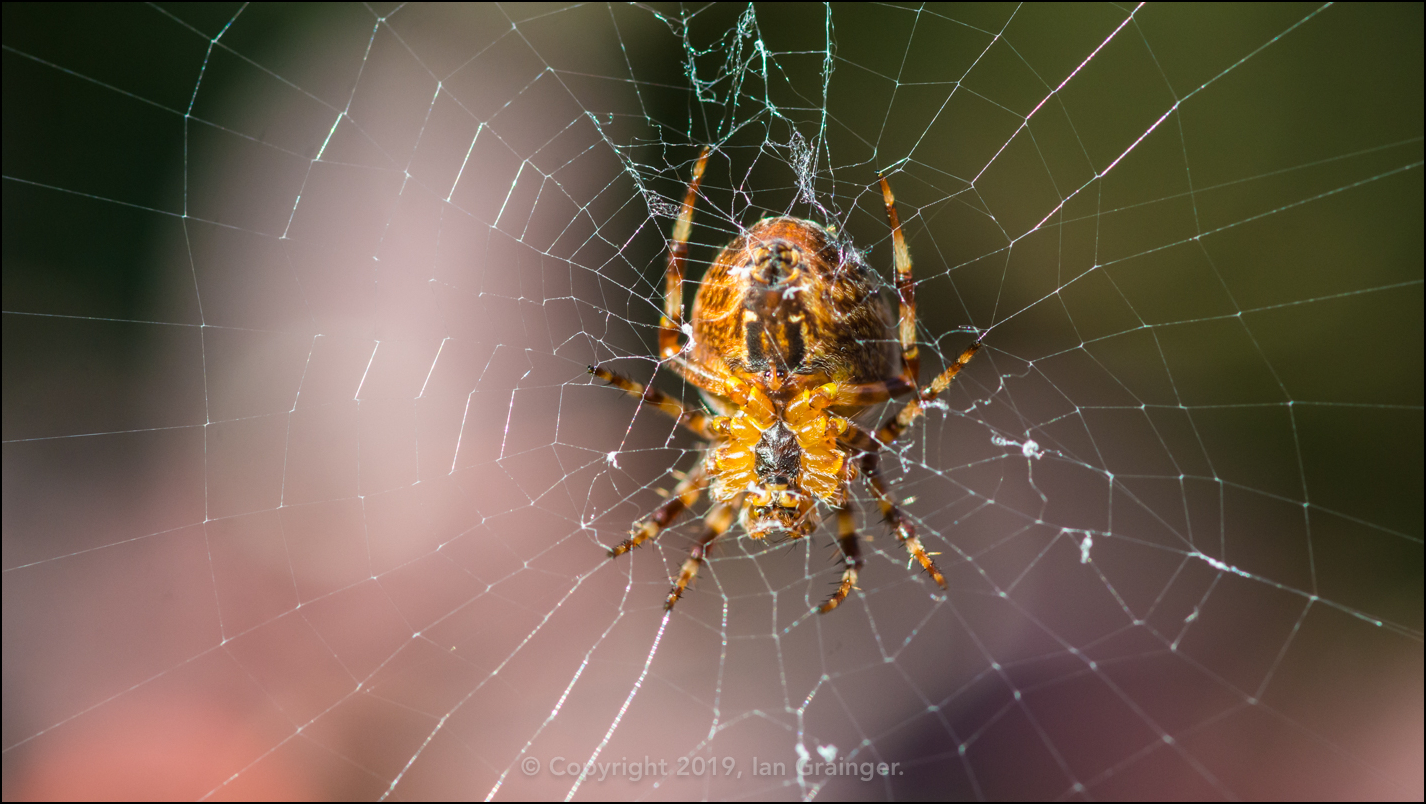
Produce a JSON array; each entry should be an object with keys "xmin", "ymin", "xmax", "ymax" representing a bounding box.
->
[
  {"xmin": 5, "ymin": 5, "xmax": 823, "ymax": 799},
  {"xmin": 3, "ymin": 5, "xmax": 629, "ymax": 798}
]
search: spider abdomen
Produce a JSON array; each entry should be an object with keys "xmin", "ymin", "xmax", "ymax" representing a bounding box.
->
[{"xmin": 690, "ymin": 217, "xmax": 896, "ymax": 405}]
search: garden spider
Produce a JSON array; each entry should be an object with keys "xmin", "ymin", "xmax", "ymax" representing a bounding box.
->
[{"xmin": 593, "ymin": 148, "xmax": 981, "ymax": 613}]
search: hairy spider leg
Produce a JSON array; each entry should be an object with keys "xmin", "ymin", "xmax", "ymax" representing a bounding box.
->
[
  {"xmin": 667, "ymin": 351, "xmax": 741, "ymax": 401},
  {"xmin": 665, "ymin": 498, "xmax": 740, "ymax": 611},
  {"xmin": 860, "ymin": 453, "xmax": 945, "ymax": 588},
  {"xmin": 828, "ymin": 377, "xmax": 917, "ymax": 408},
  {"xmin": 839, "ymin": 340, "xmax": 982, "ymax": 456},
  {"xmin": 874, "ymin": 340, "xmax": 982, "ymax": 448},
  {"xmin": 660, "ymin": 147, "xmax": 711, "ymax": 362},
  {"xmin": 652, "ymin": 147, "xmax": 743, "ymax": 402},
  {"xmin": 828, "ymin": 340, "xmax": 981, "ymax": 593},
  {"xmin": 608, "ymin": 461, "xmax": 709, "ymax": 558},
  {"xmin": 818, "ymin": 503, "xmax": 866, "ymax": 614},
  {"xmin": 588, "ymin": 365, "xmax": 717, "ymax": 440},
  {"xmin": 880, "ymin": 175, "xmax": 919, "ymax": 393}
]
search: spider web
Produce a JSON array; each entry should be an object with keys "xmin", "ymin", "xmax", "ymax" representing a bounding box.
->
[{"xmin": 3, "ymin": 3, "xmax": 1422, "ymax": 800}]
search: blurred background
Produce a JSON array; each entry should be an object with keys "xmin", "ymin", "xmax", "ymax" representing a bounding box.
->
[{"xmin": 4, "ymin": 3, "xmax": 1421, "ymax": 800}]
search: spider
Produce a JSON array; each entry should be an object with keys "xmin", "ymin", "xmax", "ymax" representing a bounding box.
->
[{"xmin": 592, "ymin": 147, "xmax": 981, "ymax": 614}]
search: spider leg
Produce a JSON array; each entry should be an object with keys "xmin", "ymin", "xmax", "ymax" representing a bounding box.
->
[
  {"xmin": 829, "ymin": 377, "xmax": 916, "ymax": 409},
  {"xmin": 666, "ymin": 497, "xmax": 739, "ymax": 610},
  {"xmin": 818, "ymin": 502, "xmax": 865, "ymax": 614},
  {"xmin": 666, "ymin": 352, "xmax": 742, "ymax": 401},
  {"xmin": 873, "ymin": 340, "xmax": 982, "ymax": 448},
  {"xmin": 838, "ymin": 420, "xmax": 878, "ymax": 456},
  {"xmin": 830, "ymin": 342, "xmax": 980, "ymax": 592},
  {"xmin": 860, "ymin": 453, "xmax": 946, "ymax": 589},
  {"xmin": 660, "ymin": 147, "xmax": 711, "ymax": 362},
  {"xmin": 589, "ymin": 365, "xmax": 716, "ymax": 440},
  {"xmin": 880, "ymin": 175, "xmax": 919, "ymax": 392},
  {"xmin": 609, "ymin": 461, "xmax": 708, "ymax": 558}
]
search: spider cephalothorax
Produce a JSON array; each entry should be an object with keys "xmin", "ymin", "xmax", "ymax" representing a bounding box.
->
[
  {"xmin": 706, "ymin": 380, "xmax": 850, "ymax": 539},
  {"xmin": 595, "ymin": 147, "xmax": 981, "ymax": 613},
  {"xmin": 689, "ymin": 216, "xmax": 897, "ymax": 403}
]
